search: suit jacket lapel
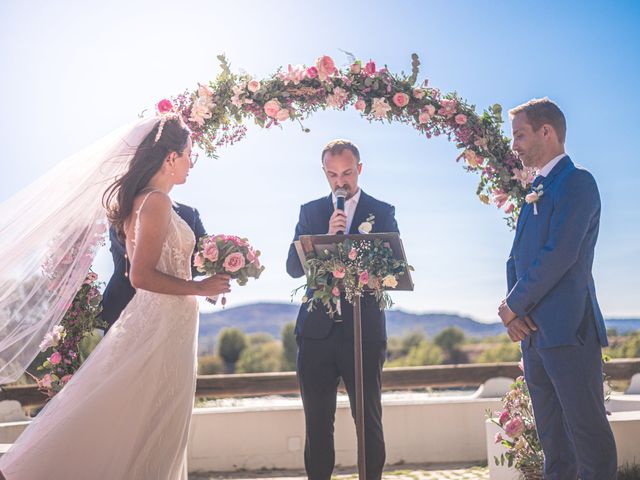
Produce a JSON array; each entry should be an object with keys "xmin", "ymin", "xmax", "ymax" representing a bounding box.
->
[
  {"xmin": 349, "ymin": 190, "xmax": 370, "ymax": 234},
  {"xmin": 513, "ymin": 155, "xmax": 572, "ymax": 245}
]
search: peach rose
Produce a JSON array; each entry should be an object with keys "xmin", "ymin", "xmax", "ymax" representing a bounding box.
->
[
  {"xmin": 332, "ymin": 287, "xmax": 340, "ymax": 297},
  {"xmin": 247, "ymin": 79, "xmax": 261, "ymax": 93},
  {"xmin": 264, "ymin": 99, "xmax": 281, "ymax": 118},
  {"xmin": 350, "ymin": 62, "xmax": 361, "ymax": 74},
  {"xmin": 193, "ymin": 253, "xmax": 205, "ymax": 269},
  {"xmin": 455, "ymin": 114, "xmax": 467, "ymax": 125},
  {"xmin": 333, "ymin": 265, "xmax": 346, "ymax": 279},
  {"xmin": 413, "ymin": 88, "xmax": 426, "ymax": 99},
  {"xmin": 276, "ymin": 108, "xmax": 290, "ymax": 121}
]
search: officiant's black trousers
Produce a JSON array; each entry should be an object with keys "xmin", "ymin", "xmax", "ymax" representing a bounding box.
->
[{"xmin": 297, "ymin": 324, "xmax": 386, "ymax": 480}]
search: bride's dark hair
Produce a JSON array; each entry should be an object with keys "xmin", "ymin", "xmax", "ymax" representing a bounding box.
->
[{"xmin": 103, "ymin": 116, "xmax": 190, "ymax": 240}]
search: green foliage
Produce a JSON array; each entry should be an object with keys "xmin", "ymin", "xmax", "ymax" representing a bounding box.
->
[
  {"xmin": 386, "ymin": 330, "xmax": 427, "ymax": 361},
  {"xmin": 387, "ymin": 339, "xmax": 443, "ymax": 367},
  {"xmin": 477, "ymin": 338, "xmax": 522, "ymax": 363},
  {"xmin": 217, "ymin": 327, "xmax": 248, "ymax": 370},
  {"xmin": 281, "ymin": 322, "xmax": 297, "ymax": 371},
  {"xmin": 198, "ymin": 354, "xmax": 225, "ymax": 375},
  {"xmin": 248, "ymin": 332, "xmax": 274, "ymax": 346},
  {"xmin": 434, "ymin": 327, "xmax": 467, "ymax": 363},
  {"xmin": 236, "ymin": 341, "xmax": 283, "ymax": 373},
  {"xmin": 607, "ymin": 331, "xmax": 640, "ymax": 358}
]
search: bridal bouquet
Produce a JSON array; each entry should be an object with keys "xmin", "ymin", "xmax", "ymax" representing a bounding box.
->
[
  {"xmin": 33, "ymin": 269, "xmax": 106, "ymax": 398},
  {"xmin": 193, "ymin": 234, "xmax": 265, "ymax": 305},
  {"xmin": 487, "ymin": 370, "xmax": 544, "ymax": 478},
  {"xmin": 295, "ymin": 238, "xmax": 413, "ymax": 317}
]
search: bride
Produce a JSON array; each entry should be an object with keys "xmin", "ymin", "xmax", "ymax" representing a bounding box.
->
[{"xmin": 0, "ymin": 115, "xmax": 231, "ymax": 479}]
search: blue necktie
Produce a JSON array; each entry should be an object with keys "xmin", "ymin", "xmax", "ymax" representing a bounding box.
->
[{"xmin": 531, "ymin": 175, "xmax": 544, "ymax": 189}]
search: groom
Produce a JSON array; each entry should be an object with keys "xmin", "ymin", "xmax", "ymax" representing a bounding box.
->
[
  {"xmin": 101, "ymin": 201, "xmax": 206, "ymax": 330},
  {"xmin": 286, "ymin": 139, "xmax": 399, "ymax": 480},
  {"xmin": 499, "ymin": 98, "xmax": 617, "ymax": 479}
]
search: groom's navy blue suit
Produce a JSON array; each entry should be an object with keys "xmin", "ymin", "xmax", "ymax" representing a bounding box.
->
[
  {"xmin": 101, "ymin": 202, "xmax": 206, "ymax": 330},
  {"xmin": 287, "ymin": 190, "xmax": 398, "ymax": 480},
  {"xmin": 507, "ymin": 156, "xmax": 617, "ymax": 479}
]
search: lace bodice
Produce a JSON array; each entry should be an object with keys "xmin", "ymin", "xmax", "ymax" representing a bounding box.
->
[{"xmin": 131, "ymin": 190, "xmax": 196, "ymax": 282}]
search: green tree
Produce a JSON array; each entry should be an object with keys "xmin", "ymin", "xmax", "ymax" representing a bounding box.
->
[
  {"xmin": 607, "ymin": 331, "xmax": 640, "ymax": 358},
  {"xmin": 217, "ymin": 328, "xmax": 248, "ymax": 373},
  {"xmin": 236, "ymin": 341, "xmax": 283, "ymax": 373},
  {"xmin": 477, "ymin": 338, "xmax": 522, "ymax": 363},
  {"xmin": 387, "ymin": 340, "xmax": 443, "ymax": 367},
  {"xmin": 434, "ymin": 327, "xmax": 468, "ymax": 364},
  {"xmin": 248, "ymin": 332, "xmax": 274, "ymax": 346},
  {"xmin": 198, "ymin": 354, "xmax": 225, "ymax": 375},
  {"xmin": 281, "ymin": 322, "xmax": 297, "ymax": 371}
]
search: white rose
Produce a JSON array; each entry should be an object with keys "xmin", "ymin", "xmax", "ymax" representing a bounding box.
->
[{"xmin": 370, "ymin": 97, "xmax": 392, "ymax": 119}]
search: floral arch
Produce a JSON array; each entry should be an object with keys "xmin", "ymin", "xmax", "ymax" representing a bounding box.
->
[{"xmin": 161, "ymin": 53, "xmax": 534, "ymax": 229}]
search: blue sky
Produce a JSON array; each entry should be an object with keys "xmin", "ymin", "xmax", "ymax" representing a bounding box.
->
[{"xmin": 1, "ymin": 1, "xmax": 639, "ymax": 322}]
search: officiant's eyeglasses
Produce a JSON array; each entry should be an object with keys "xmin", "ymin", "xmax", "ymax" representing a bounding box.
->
[{"xmin": 189, "ymin": 152, "xmax": 199, "ymax": 167}]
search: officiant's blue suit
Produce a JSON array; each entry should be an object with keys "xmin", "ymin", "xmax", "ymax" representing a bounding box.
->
[
  {"xmin": 101, "ymin": 202, "xmax": 206, "ymax": 330},
  {"xmin": 287, "ymin": 190, "xmax": 399, "ymax": 480},
  {"xmin": 506, "ymin": 155, "xmax": 617, "ymax": 479}
]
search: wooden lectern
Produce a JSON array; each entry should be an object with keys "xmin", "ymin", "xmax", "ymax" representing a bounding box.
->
[{"xmin": 295, "ymin": 232, "xmax": 413, "ymax": 480}]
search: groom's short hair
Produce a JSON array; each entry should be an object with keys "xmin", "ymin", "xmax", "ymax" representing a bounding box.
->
[
  {"xmin": 509, "ymin": 98, "xmax": 567, "ymax": 144},
  {"xmin": 321, "ymin": 139, "xmax": 361, "ymax": 164}
]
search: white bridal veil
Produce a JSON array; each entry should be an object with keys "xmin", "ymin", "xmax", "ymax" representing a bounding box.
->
[{"xmin": 0, "ymin": 116, "xmax": 160, "ymax": 384}]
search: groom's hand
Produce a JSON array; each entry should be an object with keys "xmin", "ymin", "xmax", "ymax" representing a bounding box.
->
[
  {"xmin": 498, "ymin": 299, "xmax": 517, "ymax": 326},
  {"xmin": 507, "ymin": 316, "xmax": 538, "ymax": 342},
  {"xmin": 328, "ymin": 210, "xmax": 347, "ymax": 235}
]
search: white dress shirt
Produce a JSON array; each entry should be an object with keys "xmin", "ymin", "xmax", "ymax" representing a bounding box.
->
[
  {"xmin": 331, "ymin": 188, "xmax": 361, "ymax": 233},
  {"xmin": 538, "ymin": 153, "xmax": 566, "ymax": 178}
]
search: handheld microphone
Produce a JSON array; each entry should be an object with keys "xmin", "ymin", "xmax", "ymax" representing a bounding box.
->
[{"xmin": 335, "ymin": 188, "xmax": 347, "ymax": 235}]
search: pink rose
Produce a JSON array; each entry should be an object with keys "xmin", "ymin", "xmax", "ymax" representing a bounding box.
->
[
  {"xmin": 493, "ymin": 191, "xmax": 509, "ymax": 209},
  {"xmin": 418, "ymin": 111, "xmax": 432, "ymax": 124},
  {"xmin": 203, "ymin": 243, "xmax": 219, "ymax": 262},
  {"xmin": 348, "ymin": 248, "xmax": 357, "ymax": 261},
  {"xmin": 316, "ymin": 55, "xmax": 336, "ymax": 81},
  {"xmin": 365, "ymin": 60, "xmax": 376, "ymax": 75},
  {"xmin": 505, "ymin": 417, "xmax": 525, "ymax": 438},
  {"xmin": 247, "ymin": 248, "xmax": 257, "ymax": 262},
  {"xmin": 332, "ymin": 287, "xmax": 340, "ymax": 297},
  {"xmin": 498, "ymin": 410, "xmax": 510, "ymax": 425},
  {"xmin": 494, "ymin": 433, "xmax": 503, "ymax": 444},
  {"xmin": 193, "ymin": 253, "xmax": 205, "ymax": 269},
  {"xmin": 247, "ymin": 79, "xmax": 261, "ymax": 93},
  {"xmin": 40, "ymin": 373, "xmax": 53, "ymax": 389},
  {"xmin": 157, "ymin": 99, "xmax": 173, "ymax": 113},
  {"xmin": 455, "ymin": 114, "xmax": 467, "ymax": 125},
  {"xmin": 276, "ymin": 108, "xmax": 290, "ymax": 121},
  {"xmin": 350, "ymin": 62, "xmax": 361, "ymax": 74},
  {"xmin": 264, "ymin": 99, "xmax": 281, "ymax": 118},
  {"xmin": 306, "ymin": 66, "xmax": 319, "ymax": 79},
  {"xmin": 392, "ymin": 92, "xmax": 410, "ymax": 108},
  {"xmin": 49, "ymin": 351, "xmax": 62, "ymax": 365},
  {"xmin": 505, "ymin": 203, "xmax": 515, "ymax": 214},
  {"xmin": 354, "ymin": 99, "xmax": 366, "ymax": 111},
  {"xmin": 223, "ymin": 252, "xmax": 246, "ymax": 273},
  {"xmin": 359, "ymin": 271, "xmax": 369, "ymax": 285},
  {"xmin": 61, "ymin": 374, "xmax": 73, "ymax": 384},
  {"xmin": 333, "ymin": 266, "xmax": 346, "ymax": 279},
  {"xmin": 463, "ymin": 149, "xmax": 479, "ymax": 168}
]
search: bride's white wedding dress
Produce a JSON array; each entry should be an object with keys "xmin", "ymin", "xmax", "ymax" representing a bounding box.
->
[{"xmin": 0, "ymin": 191, "xmax": 199, "ymax": 479}]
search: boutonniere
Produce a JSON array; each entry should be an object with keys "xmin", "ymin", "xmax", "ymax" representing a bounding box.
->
[
  {"xmin": 358, "ymin": 214, "xmax": 375, "ymax": 234},
  {"xmin": 525, "ymin": 185, "xmax": 544, "ymax": 215}
]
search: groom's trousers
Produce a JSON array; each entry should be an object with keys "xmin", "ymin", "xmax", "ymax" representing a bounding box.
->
[
  {"xmin": 522, "ymin": 307, "xmax": 617, "ymax": 480},
  {"xmin": 297, "ymin": 323, "xmax": 386, "ymax": 480}
]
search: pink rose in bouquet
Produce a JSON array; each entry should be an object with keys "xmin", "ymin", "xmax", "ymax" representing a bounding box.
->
[
  {"xmin": 505, "ymin": 416, "xmax": 525, "ymax": 438},
  {"xmin": 224, "ymin": 252, "xmax": 246, "ymax": 273},
  {"xmin": 194, "ymin": 234, "xmax": 265, "ymax": 287},
  {"xmin": 392, "ymin": 92, "xmax": 410, "ymax": 108}
]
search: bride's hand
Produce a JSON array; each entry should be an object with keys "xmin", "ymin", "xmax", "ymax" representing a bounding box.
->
[{"xmin": 196, "ymin": 274, "xmax": 232, "ymax": 297}]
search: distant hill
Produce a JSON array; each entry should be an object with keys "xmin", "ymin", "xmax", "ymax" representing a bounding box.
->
[{"xmin": 198, "ymin": 302, "xmax": 640, "ymax": 352}]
